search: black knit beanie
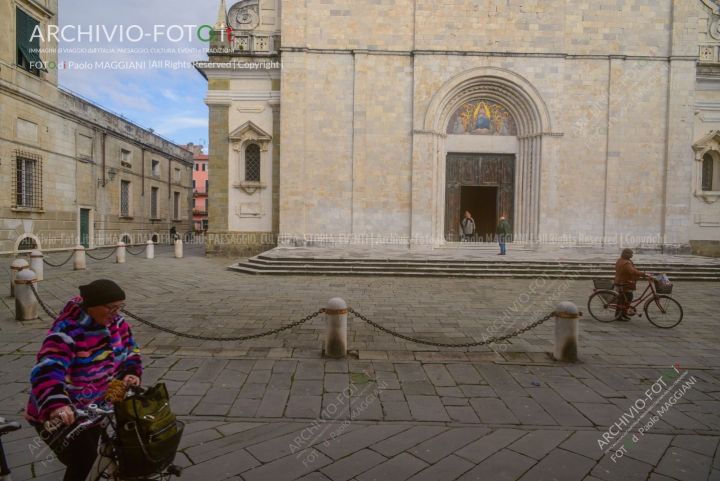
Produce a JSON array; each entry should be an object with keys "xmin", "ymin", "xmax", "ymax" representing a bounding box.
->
[{"xmin": 79, "ymin": 279, "xmax": 126, "ymax": 307}]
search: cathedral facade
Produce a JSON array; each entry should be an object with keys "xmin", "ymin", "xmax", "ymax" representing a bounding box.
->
[{"xmin": 196, "ymin": 0, "xmax": 720, "ymax": 256}]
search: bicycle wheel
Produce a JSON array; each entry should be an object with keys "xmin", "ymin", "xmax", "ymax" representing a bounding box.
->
[
  {"xmin": 644, "ymin": 295, "xmax": 683, "ymax": 329},
  {"xmin": 588, "ymin": 290, "xmax": 621, "ymax": 322}
]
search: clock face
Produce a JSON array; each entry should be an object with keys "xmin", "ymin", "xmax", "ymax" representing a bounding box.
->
[{"xmin": 228, "ymin": 3, "xmax": 260, "ymax": 30}]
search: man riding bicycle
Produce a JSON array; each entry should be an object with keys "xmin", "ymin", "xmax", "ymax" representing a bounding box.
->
[
  {"xmin": 614, "ymin": 248, "xmax": 648, "ymax": 321},
  {"xmin": 25, "ymin": 280, "xmax": 142, "ymax": 481}
]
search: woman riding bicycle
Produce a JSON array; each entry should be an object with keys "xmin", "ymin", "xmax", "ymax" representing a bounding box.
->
[
  {"xmin": 614, "ymin": 248, "xmax": 648, "ymax": 321},
  {"xmin": 25, "ymin": 279, "xmax": 142, "ymax": 481}
]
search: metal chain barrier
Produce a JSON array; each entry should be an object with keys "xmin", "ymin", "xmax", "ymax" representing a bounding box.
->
[
  {"xmin": 121, "ymin": 307, "xmax": 325, "ymax": 342},
  {"xmin": 30, "ymin": 283, "xmax": 58, "ymax": 319},
  {"xmin": 43, "ymin": 251, "xmax": 75, "ymax": 268},
  {"xmin": 85, "ymin": 247, "xmax": 118, "ymax": 261},
  {"xmin": 348, "ymin": 307, "xmax": 554, "ymax": 348},
  {"xmin": 125, "ymin": 244, "xmax": 148, "ymax": 256}
]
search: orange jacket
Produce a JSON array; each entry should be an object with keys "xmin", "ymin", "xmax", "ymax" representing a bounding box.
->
[{"xmin": 614, "ymin": 258, "xmax": 644, "ymax": 291}]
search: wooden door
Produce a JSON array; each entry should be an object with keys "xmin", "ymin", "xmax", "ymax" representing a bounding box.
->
[{"xmin": 445, "ymin": 154, "xmax": 514, "ymax": 242}]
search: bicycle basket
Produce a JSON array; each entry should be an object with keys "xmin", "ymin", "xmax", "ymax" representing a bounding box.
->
[
  {"xmin": 115, "ymin": 419, "xmax": 184, "ymax": 478},
  {"xmin": 654, "ymin": 279, "xmax": 673, "ymax": 294},
  {"xmin": 593, "ymin": 279, "xmax": 614, "ymax": 290}
]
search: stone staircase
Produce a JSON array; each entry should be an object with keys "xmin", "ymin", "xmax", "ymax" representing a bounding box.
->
[{"xmin": 229, "ymin": 253, "xmax": 720, "ymax": 281}]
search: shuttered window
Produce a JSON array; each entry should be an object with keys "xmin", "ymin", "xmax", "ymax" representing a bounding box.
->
[{"xmin": 16, "ymin": 8, "xmax": 45, "ymax": 75}]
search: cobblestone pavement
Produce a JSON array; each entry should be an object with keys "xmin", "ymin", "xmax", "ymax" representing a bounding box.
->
[{"xmin": 0, "ymin": 246, "xmax": 719, "ymax": 480}]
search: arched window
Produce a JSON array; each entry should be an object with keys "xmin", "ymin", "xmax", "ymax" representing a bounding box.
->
[
  {"xmin": 245, "ymin": 144, "xmax": 260, "ymax": 182},
  {"xmin": 703, "ymin": 153, "xmax": 716, "ymax": 191},
  {"xmin": 121, "ymin": 234, "xmax": 132, "ymax": 244},
  {"xmin": 18, "ymin": 236, "xmax": 37, "ymax": 251}
]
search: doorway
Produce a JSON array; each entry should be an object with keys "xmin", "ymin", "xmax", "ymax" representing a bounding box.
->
[
  {"xmin": 461, "ymin": 186, "xmax": 497, "ymax": 242},
  {"xmin": 79, "ymin": 208, "xmax": 91, "ymax": 248}
]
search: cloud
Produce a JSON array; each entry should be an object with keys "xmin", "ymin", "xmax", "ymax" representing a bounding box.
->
[{"xmin": 56, "ymin": 1, "xmax": 215, "ymax": 145}]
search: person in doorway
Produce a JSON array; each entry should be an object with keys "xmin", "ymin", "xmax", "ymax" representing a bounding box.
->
[
  {"xmin": 460, "ymin": 211, "xmax": 476, "ymax": 242},
  {"xmin": 496, "ymin": 215, "xmax": 512, "ymax": 255},
  {"xmin": 26, "ymin": 279, "xmax": 142, "ymax": 481},
  {"xmin": 614, "ymin": 248, "xmax": 647, "ymax": 321}
]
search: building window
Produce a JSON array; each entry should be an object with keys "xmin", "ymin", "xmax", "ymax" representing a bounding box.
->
[
  {"xmin": 202, "ymin": 163, "xmax": 206, "ymax": 172},
  {"xmin": 13, "ymin": 151, "xmax": 43, "ymax": 209},
  {"xmin": 174, "ymin": 167, "xmax": 181, "ymax": 183},
  {"xmin": 120, "ymin": 180, "xmax": 130, "ymax": 217},
  {"xmin": 16, "ymin": 8, "xmax": 44, "ymax": 76},
  {"xmin": 702, "ymin": 153, "xmax": 717, "ymax": 191},
  {"xmin": 192, "ymin": 180, "xmax": 196, "ymax": 190},
  {"xmin": 205, "ymin": 180, "xmax": 208, "ymax": 193},
  {"xmin": 202, "ymin": 219, "xmax": 208, "ymax": 231},
  {"xmin": 18, "ymin": 236, "xmax": 38, "ymax": 251},
  {"xmin": 173, "ymin": 192, "xmax": 180, "ymax": 220},
  {"xmin": 194, "ymin": 163, "xmax": 199, "ymax": 171},
  {"xmin": 192, "ymin": 198, "xmax": 196, "ymax": 209},
  {"xmin": 152, "ymin": 159, "xmax": 160, "ymax": 176},
  {"xmin": 245, "ymin": 144, "xmax": 261, "ymax": 181},
  {"xmin": 120, "ymin": 149, "xmax": 132, "ymax": 168},
  {"xmin": 151, "ymin": 187, "xmax": 159, "ymax": 218}
]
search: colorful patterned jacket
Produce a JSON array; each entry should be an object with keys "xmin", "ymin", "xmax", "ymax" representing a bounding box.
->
[{"xmin": 25, "ymin": 296, "xmax": 142, "ymax": 423}]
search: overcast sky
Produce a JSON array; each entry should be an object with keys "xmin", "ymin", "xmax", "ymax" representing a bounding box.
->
[{"xmin": 57, "ymin": 0, "xmax": 220, "ymax": 150}]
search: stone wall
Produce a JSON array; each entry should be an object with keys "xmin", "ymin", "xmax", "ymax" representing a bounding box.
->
[{"xmin": 278, "ymin": 0, "xmax": 700, "ymax": 247}]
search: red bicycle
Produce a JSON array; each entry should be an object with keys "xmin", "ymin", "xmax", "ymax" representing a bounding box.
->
[{"xmin": 587, "ymin": 275, "xmax": 683, "ymax": 328}]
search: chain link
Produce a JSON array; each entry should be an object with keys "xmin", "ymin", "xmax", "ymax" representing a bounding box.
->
[
  {"xmin": 121, "ymin": 307, "xmax": 325, "ymax": 342},
  {"xmin": 125, "ymin": 244, "xmax": 148, "ymax": 256},
  {"xmin": 348, "ymin": 307, "xmax": 554, "ymax": 348},
  {"xmin": 30, "ymin": 283, "xmax": 58, "ymax": 319},
  {"xmin": 85, "ymin": 247, "xmax": 118, "ymax": 261},
  {"xmin": 43, "ymin": 251, "xmax": 75, "ymax": 268}
]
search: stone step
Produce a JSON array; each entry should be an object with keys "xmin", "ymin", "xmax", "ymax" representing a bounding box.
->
[
  {"xmin": 230, "ymin": 261, "xmax": 720, "ymax": 281},
  {"xmin": 254, "ymin": 255, "xmax": 720, "ymax": 270}
]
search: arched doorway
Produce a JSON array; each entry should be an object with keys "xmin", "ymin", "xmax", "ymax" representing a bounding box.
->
[
  {"xmin": 418, "ymin": 67, "xmax": 552, "ymax": 245},
  {"xmin": 444, "ymin": 99, "xmax": 517, "ymax": 242}
]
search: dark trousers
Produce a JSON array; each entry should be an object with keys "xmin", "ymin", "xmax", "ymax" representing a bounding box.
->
[
  {"xmin": 34, "ymin": 422, "xmax": 101, "ymax": 481},
  {"xmin": 615, "ymin": 291, "xmax": 634, "ymax": 317}
]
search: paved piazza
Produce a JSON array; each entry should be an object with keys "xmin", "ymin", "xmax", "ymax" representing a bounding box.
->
[{"xmin": 1, "ymin": 246, "xmax": 719, "ymax": 480}]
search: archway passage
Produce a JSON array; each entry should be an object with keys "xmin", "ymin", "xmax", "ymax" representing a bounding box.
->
[
  {"xmin": 423, "ymin": 67, "xmax": 551, "ymax": 244},
  {"xmin": 445, "ymin": 153, "xmax": 514, "ymax": 242}
]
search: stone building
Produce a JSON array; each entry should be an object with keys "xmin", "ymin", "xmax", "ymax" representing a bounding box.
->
[
  {"xmin": 197, "ymin": 0, "xmax": 720, "ymax": 256},
  {"xmin": 0, "ymin": 0, "xmax": 194, "ymax": 253},
  {"xmin": 184, "ymin": 143, "xmax": 210, "ymax": 232}
]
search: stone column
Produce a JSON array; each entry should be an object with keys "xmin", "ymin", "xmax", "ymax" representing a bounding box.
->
[
  {"xmin": 30, "ymin": 250, "xmax": 44, "ymax": 282},
  {"xmin": 10, "ymin": 258, "xmax": 29, "ymax": 297},
  {"xmin": 206, "ymin": 97, "xmax": 231, "ymax": 255},
  {"xmin": 116, "ymin": 242, "xmax": 126, "ymax": 264},
  {"xmin": 553, "ymin": 302, "xmax": 581, "ymax": 362},
  {"xmin": 15, "ymin": 269, "xmax": 38, "ymax": 321},
  {"xmin": 324, "ymin": 298, "xmax": 348, "ymax": 358},
  {"xmin": 73, "ymin": 245, "xmax": 86, "ymax": 270}
]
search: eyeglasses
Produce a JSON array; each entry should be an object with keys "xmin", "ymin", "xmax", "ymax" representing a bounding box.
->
[{"xmin": 102, "ymin": 303, "xmax": 125, "ymax": 313}]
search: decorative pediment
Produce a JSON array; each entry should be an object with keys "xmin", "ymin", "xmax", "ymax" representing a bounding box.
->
[
  {"xmin": 229, "ymin": 121, "xmax": 271, "ymax": 152},
  {"xmin": 692, "ymin": 130, "xmax": 720, "ymax": 160}
]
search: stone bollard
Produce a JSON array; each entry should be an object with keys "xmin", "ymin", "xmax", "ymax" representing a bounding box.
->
[
  {"xmin": 146, "ymin": 240, "xmax": 155, "ymax": 259},
  {"xmin": 553, "ymin": 301, "xmax": 582, "ymax": 362},
  {"xmin": 15, "ymin": 269, "xmax": 38, "ymax": 321},
  {"xmin": 116, "ymin": 242, "xmax": 126, "ymax": 264},
  {"xmin": 324, "ymin": 298, "xmax": 348, "ymax": 358},
  {"xmin": 30, "ymin": 250, "xmax": 44, "ymax": 282},
  {"xmin": 174, "ymin": 238, "xmax": 183, "ymax": 258},
  {"xmin": 10, "ymin": 258, "xmax": 29, "ymax": 298},
  {"xmin": 73, "ymin": 245, "xmax": 86, "ymax": 270}
]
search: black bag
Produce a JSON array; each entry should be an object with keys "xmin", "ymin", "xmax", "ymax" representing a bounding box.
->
[{"xmin": 113, "ymin": 383, "xmax": 184, "ymax": 478}]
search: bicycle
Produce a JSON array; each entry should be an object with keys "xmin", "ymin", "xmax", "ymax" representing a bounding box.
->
[
  {"xmin": 41, "ymin": 388, "xmax": 183, "ymax": 481},
  {"xmin": 0, "ymin": 417, "xmax": 22, "ymax": 481},
  {"xmin": 587, "ymin": 275, "xmax": 683, "ymax": 328}
]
